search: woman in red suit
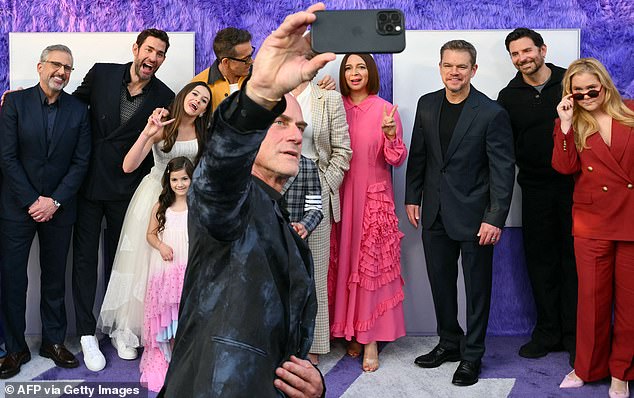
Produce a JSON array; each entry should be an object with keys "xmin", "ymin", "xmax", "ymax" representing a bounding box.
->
[{"xmin": 552, "ymin": 57, "xmax": 634, "ymax": 398}]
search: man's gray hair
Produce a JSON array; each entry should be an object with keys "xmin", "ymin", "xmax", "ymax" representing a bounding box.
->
[
  {"xmin": 40, "ymin": 44, "xmax": 73, "ymax": 64},
  {"xmin": 440, "ymin": 40, "xmax": 477, "ymax": 66}
]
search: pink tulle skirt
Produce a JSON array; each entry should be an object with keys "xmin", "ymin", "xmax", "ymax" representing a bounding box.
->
[{"xmin": 139, "ymin": 208, "xmax": 188, "ymax": 392}]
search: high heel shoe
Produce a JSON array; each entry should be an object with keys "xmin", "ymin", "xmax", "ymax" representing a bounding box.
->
[
  {"xmin": 559, "ymin": 370, "xmax": 584, "ymax": 388},
  {"xmin": 609, "ymin": 378, "xmax": 630, "ymax": 398}
]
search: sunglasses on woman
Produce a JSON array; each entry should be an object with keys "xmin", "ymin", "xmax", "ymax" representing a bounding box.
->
[{"xmin": 571, "ymin": 86, "xmax": 602, "ymax": 101}]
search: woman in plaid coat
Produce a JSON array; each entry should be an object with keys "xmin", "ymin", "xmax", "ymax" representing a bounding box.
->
[{"xmin": 290, "ymin": 79, "xmax": 352, "ymax": 364}]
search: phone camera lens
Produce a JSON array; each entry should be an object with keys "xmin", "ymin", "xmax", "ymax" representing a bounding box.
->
[
  {"xmin": 390, "ymin": 13, "xmax": 400, "ymax": 21},
  {"xmin": 385, "ymin": 24, "xmax": 394, "ymax": 32},
  {"xmin": 378, "ymin": 13, "xmax": 388, "ymax": 22}
]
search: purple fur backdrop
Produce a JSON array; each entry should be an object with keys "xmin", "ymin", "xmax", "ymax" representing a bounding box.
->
[
  {"xmin": 0, "ymin": 0, "xmax": 633, "ymax": 100},
  {"xmin": 0, "ymin": 1, "xmax": 631, "ymax": 336}
]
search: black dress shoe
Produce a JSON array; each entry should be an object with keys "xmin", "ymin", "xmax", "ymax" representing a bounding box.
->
[
  {"xmin": 414, "ymin": 345, "xmax": 461, "ymax": 368},
  {"xmin": 452, "ymin": 359, "xmax": 481, "ymax": 386},
  {"xmin": 0, "ymin": 350, "xmax": 31, "ymax": 379},
  {"xmin": 39, "ymin": 343, "xmax": 79, "ymax": 368},
  {"xmin": 518, "ymin": 340, "xmax": 550, "ymax": 358}
]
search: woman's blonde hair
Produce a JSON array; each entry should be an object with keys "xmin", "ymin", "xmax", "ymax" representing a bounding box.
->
[{"xmin": 562, "ymin": 58, "xmax": 634, "ymax": 150}]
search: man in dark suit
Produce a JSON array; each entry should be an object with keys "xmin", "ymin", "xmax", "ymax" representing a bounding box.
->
[
  {"xmin": 0, "ymin": 44, "xmax": 91, "ymax": 378},
  {"xmin": 71, "ymin": 29, "xmax": 174, "ymax": 370},
  {"xmin": 405, "ymin": 40, "xmax": 515, "ymax": 386}
]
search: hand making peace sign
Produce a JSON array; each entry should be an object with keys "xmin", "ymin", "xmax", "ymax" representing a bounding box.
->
[
  {"xmin": 142, "ymin": 107, "xmax": 176, "ymax": 139},
  {"xmin": 381, "ymin": 104, "xmax": 398, "ymax": 140}
]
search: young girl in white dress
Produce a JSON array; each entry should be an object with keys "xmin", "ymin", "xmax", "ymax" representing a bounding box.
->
[
  {"xmin": 139, "ymin": 156, "xmax": 193, "ymax": 392},
  {"xmin": 98, "ymin": 82, "xmax": 212, "ymax": 360}
]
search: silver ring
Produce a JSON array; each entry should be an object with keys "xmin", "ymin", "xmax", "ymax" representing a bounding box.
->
[{"xmin": 491, "ymin": 238, "xmax": 496, "ymax": 242}]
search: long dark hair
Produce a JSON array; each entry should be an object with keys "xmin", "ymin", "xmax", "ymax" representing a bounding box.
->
[
  {"xmin": 161, "ymin": 81, "xmax": 213, "ymax": 165},
  {"xmin": 155, "ymin": 156, "xmax": 194, "ymax": 233}
]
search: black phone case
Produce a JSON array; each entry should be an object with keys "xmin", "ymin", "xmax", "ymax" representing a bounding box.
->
[{"xmin": 311, "ymin": 9, "xmax": 406, "ymax": 54}]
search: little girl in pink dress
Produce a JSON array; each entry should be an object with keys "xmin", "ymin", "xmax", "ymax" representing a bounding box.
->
[{"xmin": 139, "ymin": 157, "xmax": 193, "ymax": 392}]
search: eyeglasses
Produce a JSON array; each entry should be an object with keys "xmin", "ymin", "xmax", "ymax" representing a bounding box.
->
[
  {"xmin": 224, "ymin": 46, "xmax": 255, "ymax": 65},
  {"xmin": 44, "ymin": 60, "xmax": 74, "ymax": 73},
  {"xmin": 571, "ymin": 86, "xmax": 602, "ymax": 101}
]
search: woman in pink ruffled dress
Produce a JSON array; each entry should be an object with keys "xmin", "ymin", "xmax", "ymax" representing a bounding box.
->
[
  {"xmin": 139, "ymin": 156, "xmax": 193, "ymax": 391},
  {"xmin": 329, "ymin": 53, "xmax": 407, "ymax": 372}
]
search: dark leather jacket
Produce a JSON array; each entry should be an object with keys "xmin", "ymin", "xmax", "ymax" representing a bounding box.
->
[{"xmin": 159, "ymin": 91, "xmax": 317, "ymax": 397}]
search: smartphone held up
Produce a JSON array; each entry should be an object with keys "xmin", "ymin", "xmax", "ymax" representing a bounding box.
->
[{"xmin": 310, "ymin": 9, "xmax": 406, "ymax": 54}]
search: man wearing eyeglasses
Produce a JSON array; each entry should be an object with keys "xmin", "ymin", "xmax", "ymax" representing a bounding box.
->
[
  {"xmin": 0, "ymin": 44, "xmax": 91, "ymax": 379},
  {"xmin": 192, "ymin": 27, "xmax": 253, "ymax": 111},
  {"xmin": 497, "ymin": 28, "xmax": 577, "ymax": 368}
]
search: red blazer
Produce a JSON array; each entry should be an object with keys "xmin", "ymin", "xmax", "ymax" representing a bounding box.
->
[{"xmin": 551, "ymin": 104, "xmax": 634, "ymax": 241}]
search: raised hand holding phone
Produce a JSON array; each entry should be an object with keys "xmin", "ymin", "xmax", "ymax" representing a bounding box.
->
[{"xmin": 311, "ymin": 9, "xmax": 406, "ymax": 54}]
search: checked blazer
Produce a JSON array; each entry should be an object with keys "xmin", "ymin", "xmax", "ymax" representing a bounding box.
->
[
  {"xmin": 282, "ymin": 155, "xmax": 324, "ymax": 235},
  {"xmin": 308, "ymin": 81, "xmax": 352, "ymax": 223},
  {"xmin": 306, "ymin": 81, "xmax": 351, "ymax": 354}
]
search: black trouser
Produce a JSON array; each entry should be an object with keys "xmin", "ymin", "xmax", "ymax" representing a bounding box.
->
[
  {"xmin": 72, "ymin": 195, "xmax": 129, "ymax": 336},
  {"xmin": 422, "ymin": 214, "xmax": 494, "ymax": 362},
  {"xmin": 521, "ymin": 185, "xmax": 577, "ymax": 351},
  {"xmin": 0, "ymin": 219, "xmax": 72, "ymax": 353}
]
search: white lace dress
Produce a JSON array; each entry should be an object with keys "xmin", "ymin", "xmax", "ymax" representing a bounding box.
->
[{"xmin": 97, "ymin": 139, "xmax": 197, "ymax": 348}]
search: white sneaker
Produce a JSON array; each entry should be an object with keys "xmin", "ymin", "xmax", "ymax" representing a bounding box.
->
[
  {"xmin": 80, "ymin": 335, "xmax": 106, "ymax": 371},
  {"xmin": 111, "ymin": 337, "xmax": 137, "ymax": 360}
]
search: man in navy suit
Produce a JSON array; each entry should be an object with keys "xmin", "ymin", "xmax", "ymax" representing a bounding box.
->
[
  {"xmin": 405, "ymin": 40, "xmax": 515, "ymax": 386},
  {"xmin": 0, "ymin": 44, "xmax": 91, "ymax": 379},
  {"xmin": 71, "ymin": 29, "xmax": 174, "ymax": 370}
]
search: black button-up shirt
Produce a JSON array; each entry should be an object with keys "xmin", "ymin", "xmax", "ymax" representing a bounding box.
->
[{"xmin": 38, "ymin": 86, "xmax": 59, "ymax": 149}]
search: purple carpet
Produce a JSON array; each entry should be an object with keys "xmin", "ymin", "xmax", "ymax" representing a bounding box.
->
[
  {"xmin": 33, "ymin": 341, "xmax": 157, "ymax": 398},
  {"xmin": 483, "ymin": 336, "xmax": 609, "ymax": 397},
  {"xmin": 31, "ymin": 336, "xmax": 615, "ymax": 397}
]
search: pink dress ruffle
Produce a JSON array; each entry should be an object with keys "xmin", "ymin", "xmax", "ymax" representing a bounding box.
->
[
  {"xmin": 328, "ymin": 95, "xmax": 407, "ymax": 344},
  {"xmin": 354, "ymin": 181, "xmax": 404, "ymax": 292},
  {"xmin": 139, "ymin": 208, "xmax": 188, "ymax": 392}
]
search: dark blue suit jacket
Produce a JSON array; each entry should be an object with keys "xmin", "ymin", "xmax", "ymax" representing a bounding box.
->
[
  {"xmin": 405, "ymin": 86, "xmax": 515, "ymax": 241},
  {"xmin": 0, "ymin": 85, "xmax": 91, "ymax": 226}
]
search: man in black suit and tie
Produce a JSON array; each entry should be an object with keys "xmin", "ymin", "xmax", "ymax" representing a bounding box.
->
[
  {"xmin": 0, "ymin": 44, "xmax": 91, "ymax": 378},
  {"xmin": 71, "ymin": 29, "xmax": 174, "ymax": 371},
  {"xmin": 405, "ymin": 40, "xmax": 515, "ymax": 386}
]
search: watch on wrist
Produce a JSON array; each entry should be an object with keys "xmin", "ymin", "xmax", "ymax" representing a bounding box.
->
[{"xmin": 52, "ymin": 199, "xmax": 61, "ymax": 208}]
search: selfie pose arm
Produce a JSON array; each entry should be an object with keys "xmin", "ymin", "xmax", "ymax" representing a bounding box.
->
[
  {"xmin": 191, "ymin": 2, "xmax": 334, "ymax": 242},
  {"xmin": 246, "ymin": 3, "xmax": 335, "ymax": 109}
]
